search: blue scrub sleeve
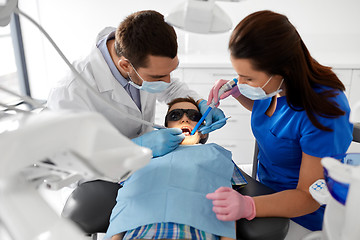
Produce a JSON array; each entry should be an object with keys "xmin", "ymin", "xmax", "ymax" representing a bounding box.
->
[{"xmin": 300, "ymin": 93, "xmax": 353, "ymax": 158}]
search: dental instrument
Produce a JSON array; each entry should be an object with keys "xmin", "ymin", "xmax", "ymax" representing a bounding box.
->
[
  {"xmin": 198, "ymin": 117, "xmax": 231, "ymax": 133},
  {"xmin": 190, "ymin": 78, "xmax": 238, "ymax": 135}
]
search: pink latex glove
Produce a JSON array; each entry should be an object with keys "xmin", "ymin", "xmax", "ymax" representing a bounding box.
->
[
  {"xmin": 206, "ymin": 186, "xmax": 256, "ymax": 221},
  {"xmin": 207, "ymin": 79, "xmax": 241, "ymax": 107}
]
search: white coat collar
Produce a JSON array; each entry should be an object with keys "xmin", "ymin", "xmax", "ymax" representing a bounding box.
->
[
  {"xmin": 96, "ymin": 27, "xmax": 116, "ymax": 43},
  {"xmin": 89, "ymin": 39, "xmax": 151, "ymax": 112}
]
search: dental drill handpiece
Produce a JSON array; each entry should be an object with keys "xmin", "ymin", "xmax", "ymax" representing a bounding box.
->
[{"xmin": 190, "ymin": 78, "xmax": 238, "ymax": 135}]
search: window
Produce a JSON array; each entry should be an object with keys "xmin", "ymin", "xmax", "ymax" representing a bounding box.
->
[{"xmin": 0, "ymin": 24, "xmax": 20, "ymax": 106}]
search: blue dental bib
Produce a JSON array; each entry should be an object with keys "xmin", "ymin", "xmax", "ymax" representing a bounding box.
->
[{"xmin": 106, "ymin": 143, "xmax": 236, "ymax": 239}]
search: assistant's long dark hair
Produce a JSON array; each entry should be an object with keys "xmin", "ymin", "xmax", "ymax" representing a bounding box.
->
[{"xmin": 229, "ymin": 10, "xmax": 345, "ymax": 131}]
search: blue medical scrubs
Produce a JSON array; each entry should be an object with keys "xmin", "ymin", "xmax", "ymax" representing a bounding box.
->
[{"xmin": 251, "ymin": 86, "xmax": 353, "ymax": 231}]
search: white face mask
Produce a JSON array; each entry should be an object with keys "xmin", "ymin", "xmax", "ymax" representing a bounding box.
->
[
  {"xmin": 237, "ymin": 75, "xmax": 284, "ymax": 100},
  {"xmin": 127, "ymin": 62, "xmax": 170, "ymax": 94}
]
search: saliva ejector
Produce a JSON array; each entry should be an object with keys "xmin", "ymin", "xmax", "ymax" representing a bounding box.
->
[{"xmin": 190, "ymin": 78, "xmax": 238, "ymax": 135}]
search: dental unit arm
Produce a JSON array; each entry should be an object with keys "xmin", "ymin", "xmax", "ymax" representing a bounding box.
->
[
  {"xmin": 191, "ymin": 78, "xmax": 238, "ymax": 135},
  {"xmin": 0, "ymin": 110, "xmax": 152, "ymax": 240}
]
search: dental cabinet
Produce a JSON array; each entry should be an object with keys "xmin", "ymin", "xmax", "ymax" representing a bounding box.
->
[{"xmin": 155, "ymin": 54, "xmax": 360, "ymax": 168}]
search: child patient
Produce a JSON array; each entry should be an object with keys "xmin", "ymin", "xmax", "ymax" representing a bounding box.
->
[{"xmin": 106, "ymin": 97, "xmax": 240, "ymax": 240}]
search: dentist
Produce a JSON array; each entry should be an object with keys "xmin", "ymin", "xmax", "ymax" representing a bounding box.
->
[
  {"xmin": 46, "ymin": 10, "xmax": 225, "ymax": 157},
  {"xmin": 206, "ymin": 10, "xmax": 353, "ymax": 231}
]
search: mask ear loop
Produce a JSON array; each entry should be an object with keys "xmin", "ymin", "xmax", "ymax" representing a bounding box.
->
[
  {"xmin": 277, "ymin": 78, "xmax": 284, "ymax": 91},
  {"xmin": 261, "ymin": 76, "xmax": 284, "ymax": 94},
  {"xmin": 261, "ymin": 75, "xmax": 273, "ymax": 89}
]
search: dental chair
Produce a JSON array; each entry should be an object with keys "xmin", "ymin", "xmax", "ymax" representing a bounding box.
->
[
  {"xmin": 63, "ymin": 123, "xmax": 360, "ymax": 240},
  {"xmin": 62, "ymin": 166, "xmax": 290, "ymax": 240}
]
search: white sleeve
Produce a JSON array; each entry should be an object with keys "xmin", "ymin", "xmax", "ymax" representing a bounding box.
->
[
  {"xmin": 156, "ymin": 77, "xmax": 202, "ymax": 104},
  {"xmin": 46, "ymin": 80, "xmax": 94, "ymax": 111}
]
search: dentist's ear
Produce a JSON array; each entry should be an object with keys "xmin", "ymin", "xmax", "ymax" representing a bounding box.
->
[{"xmin": 118, "ymin": 58, "xmax": 131, "ymax": 72}]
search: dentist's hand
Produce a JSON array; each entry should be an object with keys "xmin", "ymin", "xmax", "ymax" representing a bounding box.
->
[
  {"xmin": 132, "ymin": 128, "xmax": 184, "ymax": 157},
  {"xmin": 208, "ymin": 79, "xmax": 241, "ymax": 107},
  {"xmin": 206, "ymin": 187, "xmax": 256, "ymax": 221},
  {"xmin": 198, "ymin": 100, "xmax": 226, "ymax": 134}
]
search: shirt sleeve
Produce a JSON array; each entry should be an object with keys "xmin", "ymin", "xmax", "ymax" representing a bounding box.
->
[{"xmin": 231, "ymin": 164, "xmax": 248, "ymax": 186}]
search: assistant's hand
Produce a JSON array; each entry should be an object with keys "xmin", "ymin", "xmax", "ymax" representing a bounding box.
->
[
  {"xmin": 132, "ymin": 128, "xmax": 185, "ymax": 157},
  {"xmin": 207, "ymin": 79, "xmax": 241, "ymax": 108},
  {"xmin": 198, "ymin": 100, "xmax": 225, "ymax": 134},
  {"xmin": 206, "ymin": 186, "xmax": 256, "ymax": 221}
]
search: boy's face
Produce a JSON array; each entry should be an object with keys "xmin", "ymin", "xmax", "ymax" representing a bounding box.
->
[{"xmin": 166, "ymin": 102, "xmax": 206, "ymax": 145}]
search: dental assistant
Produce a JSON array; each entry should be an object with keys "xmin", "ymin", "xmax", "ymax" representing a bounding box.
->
[
  {"xmin": 46, "ymin": 10, "xmax": 225, "ymax": 157},
  {"xmin": 206, "ymin": 10, "xmax": 353, "ymax": 231}
]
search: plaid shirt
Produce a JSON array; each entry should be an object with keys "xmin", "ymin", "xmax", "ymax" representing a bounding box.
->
[
  {"xmin": 123, "ymin": 222, "xmax": 219, "ymax": 240},
  {"xmin": 122, "ymin": 164, "xmax": 246, "ymax": 240}
]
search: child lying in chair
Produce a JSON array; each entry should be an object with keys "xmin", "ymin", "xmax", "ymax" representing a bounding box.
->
[{"xmin": 106, "ymin": 97, "xmax": 246, "ymax": 240}]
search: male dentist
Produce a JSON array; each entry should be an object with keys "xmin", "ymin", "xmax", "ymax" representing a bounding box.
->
[{"xmin": 47, "ymin": 10, "xmax": 225, "ymax": 157}]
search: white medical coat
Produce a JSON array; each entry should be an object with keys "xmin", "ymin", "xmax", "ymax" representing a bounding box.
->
[{"xmin": 47, "ymin": 28, "xmax": 201, "ymax": 139}]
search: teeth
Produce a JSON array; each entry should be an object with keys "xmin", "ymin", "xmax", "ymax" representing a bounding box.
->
[{"xmin": 181, "ymin": 127, "xmax": 192, "ymax": 136}]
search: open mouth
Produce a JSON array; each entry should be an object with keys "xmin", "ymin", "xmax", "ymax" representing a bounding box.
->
[{"xmin": 181, "ymin": 126, "xmax": 192, "ymax": 136}]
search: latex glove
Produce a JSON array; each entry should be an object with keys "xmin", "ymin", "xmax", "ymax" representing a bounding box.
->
[
  {"xmin": 208, "ymin": 79, "xmax": 241, "ymax": 107},
  {"xmin": 198, "ymin": 100, "xmax": 226, "ymax": 134},
  {"xmin": 132, "ymin": 128, "xmax": 185, "ymax": 157},
  {"xmin": 220, "ymin": 85, "xmax": 241, "ymax": 100},
  {"xmin": 206, "ymin": 186, "xmax": 256, "ymax": 221}
]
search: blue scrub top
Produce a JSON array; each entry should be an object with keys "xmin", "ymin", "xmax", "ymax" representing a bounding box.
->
[{"xmin": 251, "ymin": 86, "xmax": 353, "ymax": 231}]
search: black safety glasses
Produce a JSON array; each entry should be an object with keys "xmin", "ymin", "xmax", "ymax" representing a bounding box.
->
[{"xmin": 165, "ymin": 109, "xmax": 202, "ymax": 122}]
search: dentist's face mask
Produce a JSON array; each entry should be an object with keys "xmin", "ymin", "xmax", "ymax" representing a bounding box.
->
[
  {"xmin": 126, "ymin": 62, "xmax": 170, "ymax": 94},
  {"xmin": 237, "ymin": 75, "xmax": 284, "ymax": 100}
]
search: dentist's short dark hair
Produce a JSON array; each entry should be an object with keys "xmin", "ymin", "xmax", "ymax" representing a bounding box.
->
[{"xmin": 115, "ymin": 10, "xmax": 178, "ymax": 69}]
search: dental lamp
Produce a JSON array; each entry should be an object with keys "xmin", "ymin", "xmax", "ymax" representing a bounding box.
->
[{"xmin": 166, "ymin": 0, "xmax": 240, "ymax": 34}]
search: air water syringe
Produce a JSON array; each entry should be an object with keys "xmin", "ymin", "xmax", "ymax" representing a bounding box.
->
[{"xmin": 190, "ymin": 78, "xmax": 238, "ymax": 135}]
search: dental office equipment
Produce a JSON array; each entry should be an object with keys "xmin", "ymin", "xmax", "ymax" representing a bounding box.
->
[
  {"xmin": 304, "ymin": 102, "xmax": 360, "ymax": 240},
  {"xmin": 166, "ymin": 0, "xmax": 241, "ymax": 34},
  {"xmin": 0, "ymin": 0, "xmax": 165, "ymax": 130},
  {"xmin": 0, "ymin": 85, "xmax": 44, "ymax": 109},
  {"xmin": 0, "ymin": 110, "xmax": 152, "ymax": 240},
  {"xmin": 198, "ymin": 116, "xmax": 231, "ymax": 133},
  {"xmin": 306, "ymin": 153, "xmax": 360, "ymax": 240},
  {"xmin": 191, "ymin": 78, "xmax": 238, "ymax": 135}
]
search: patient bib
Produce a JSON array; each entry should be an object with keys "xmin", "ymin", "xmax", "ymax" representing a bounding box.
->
[{"xmin": 106, "ymin": 143, "xmax": 236, "ymax": 239}]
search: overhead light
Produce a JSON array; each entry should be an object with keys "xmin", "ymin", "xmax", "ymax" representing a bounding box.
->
[
  {"xmin": 166, "ymin": 0, "xmax": 237, "ymax": 34},
  {"xmin": 0, "ymin": 0, "xmax": 18, "ymax": 26}
]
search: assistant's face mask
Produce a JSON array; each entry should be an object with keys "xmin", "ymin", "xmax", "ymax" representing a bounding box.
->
[
  {"xmin": 237, "ymin": 75, "xmax": 284, "ymax": 100},
  {"xmin": 126, "ymin": 62, "xmax": 170, "ymax": 94}
]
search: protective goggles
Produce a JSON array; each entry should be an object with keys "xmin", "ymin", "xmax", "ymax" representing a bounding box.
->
[{"xmin": 165, "ymin": 109, "xmax": 202, "ymax": 122}]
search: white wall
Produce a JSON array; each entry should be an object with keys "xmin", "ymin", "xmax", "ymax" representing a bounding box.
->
[{"xmin": 17, "ymin": 0, "xmax": 360, "ymax": 99}]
